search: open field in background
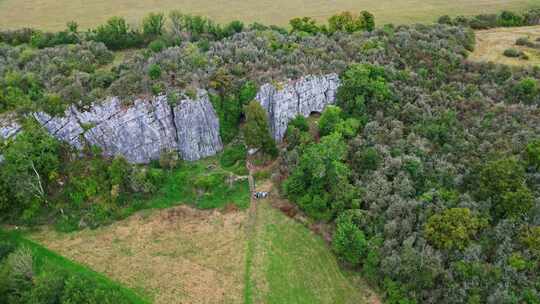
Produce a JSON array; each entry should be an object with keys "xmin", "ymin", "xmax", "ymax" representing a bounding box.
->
[
  {"xmin": 0, "ymin": 0, "xmax": 537, "ymax": 31},
  {"xmin": 469, "ymin": 25, "xmax": 540, "ymax": 66}
]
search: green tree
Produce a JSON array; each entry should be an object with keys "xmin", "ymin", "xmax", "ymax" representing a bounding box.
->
[
  {"xmin": 143, "ymin": 12, "xmax": 166, "ymax": 37},
  {"xmin": 332, "ymin": 213, "xmax": 367, "ymax": 266},
  {"xmin": 289, "ymin": 17, "xmax": 320, "ymax": 35},
  {"xmin": 243, "ymin": 100, "xmax": 277, "ymax": 157},
  {"xmin": 0, "ymin": 122, "xmax": 61, "ymax": 221},
  {"xmin": 353, "ymin": 147, "xmax": 381, "ymax": 172},
  {"xmin": 148, "ymin": 64, "xmax": 162, "ymax": 80},
  {"xmin": 318, "ymin": 105, "xmax": 343, "ymax": 136},
  {"xmin": 478, "ymin": 157, "xmax": 533, "ymax": 218},
  {"xmin": 337, "ymin": 64, "xmax": 392, "ymax": 117},
  {"xmin": 284, "ymin": 133, "xmax": 355, "ymax": 219},
  {"xmin": 361, "ymin": 11, "xmax": 375, "ymax": 31},
  {"xmin": 510, "ymin": 77, "xmax": 539, "ymax": 105},
  {"xmin": 526, "ymin": 139, "xmax": 540, "ymax": 169},
  {"xmin": 425, "ymin": 208, "xmax": 486, "ymax": 250}
]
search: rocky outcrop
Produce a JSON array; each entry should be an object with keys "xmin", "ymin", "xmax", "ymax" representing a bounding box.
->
[
  {"xmin": 0, "ymin": 116, "xmax": 21, "ymax": 140},
  {"xmin": 6, "ymin": 74, "xmax": 338, "ymax": 164},
  {"xmin": 34, "ymin": 93, "xmax": 222, "ymax": 164},
  {"xmin": 173, "ymin": 91, "xmax": 223, "ymax": 161},
  {"xmin": 256, "ymin": 73, "xmax": 340, "ymax": 141}
]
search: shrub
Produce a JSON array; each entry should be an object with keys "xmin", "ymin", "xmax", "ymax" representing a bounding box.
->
[
  {"xmin": 318, "ymin": 105, "xmax": 343, "ymax": 136},
  {"xmin": 0, "ymin": 241, "xmax": 15, "ymax": 261},
  {"xmin": 143, "ymin": 12, "xmax": 166, "ymax": 37},
  {"xmin": 526, "ymin": 139, "xmax": 540, "ymax": 169},
  {"xmin": 194, "ymin": 172, "xmax": 226, "ymax": 192},
  {"xmin": 148, "ymin": 64, "xmax": 162, "ymax": 80},
  {"xmin": 289, "ymin": 17, "xmax": 320, "ymax": 34},
  {"xmin": 148, "ymin": 38, "xmax": 167, "ymax": 53},
  {"xmin": 498, "ymin": 11, "xmax": 524, "ymax": 27},
  {"xmin": 353, "ymin": 147, "xmax": 381, "ymax": 172},
  {"xmin": 159, "ymin": 150, "xmax": 181, "ymax": 170},
  {"xmin": 515, "ymin": 37, "xmax": 534, "ymax": 47},
  {"xmin": 28, "ymin": 269, "xmax": 67, "ymax": 303},
  {"xmin": 510, "ymin": 77, "xmax": 539, "ymax": 104},
  {"xmin": 288, "ymin": 115, "xmax": 310, "ymax": 132},
  {"xmin": 332, "ymin": 213, "xmax": 368, "ymax": 266},
  {"xmin": 521, "ymin": 226, "xmax": 540, "ymax": 256},
  {"xmin": 327, "ymin": 11, "xmax": 375, "ymax": 33},
  {"xmin": 425, "ymin": 208, "xmax": 486, "ymax": 250},
  {"xmin": 503, "ymin": 48, "xmax": 522, "ymax": 58},
  {"xmin": 91, "ymin": 17, "xmax": 144, "ymax": 50},
  {"xmin": 220, "ymin": 145, "xmax": 246, "ymax": 168}
]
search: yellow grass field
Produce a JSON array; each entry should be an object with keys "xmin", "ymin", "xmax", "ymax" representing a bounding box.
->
[
  {"xmin": 469, "ymin": 25, "xmax": 540, "ymax": 66},
  {"xmin": 0, "ymin": 0, "xmax": 538, "ymax": 31}
]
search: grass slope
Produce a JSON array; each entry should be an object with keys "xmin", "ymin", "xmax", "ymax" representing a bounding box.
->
[
  {"xmin": 0, "ymin": 0, "xmax": 537, "ymax": 31},
  {"xmin": 245, "ymin": 201, "xmax": 370, "ymax": 304},
  {"xmin": 0, "ymin": 229, "xmax": 148, "ymax": 303}
]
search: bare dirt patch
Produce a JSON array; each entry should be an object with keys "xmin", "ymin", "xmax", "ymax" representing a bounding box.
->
[
  {"xmin": 469, "ymin": 25, "xmax": 540, "ymax": 66},
  {"xmin": 30, "ymin": 205, "xmax": 247, "ymax": 304}
]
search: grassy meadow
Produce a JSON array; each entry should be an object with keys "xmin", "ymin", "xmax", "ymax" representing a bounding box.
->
[
  {"xmin": 469, "ymin": 25, "xmax": 540, "ymax": 66},
  {"xmin": 0, "ymin": 0, "xmax": 537, "ymax": 31}
]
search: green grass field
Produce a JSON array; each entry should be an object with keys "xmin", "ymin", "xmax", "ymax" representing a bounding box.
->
[
  {"xmin": 244, "ymin": 201, "xmax": 373, "ymax": 304},
  {"xmin": 0, "ymin": 0, "xmax": 537, "ymax": 31}
]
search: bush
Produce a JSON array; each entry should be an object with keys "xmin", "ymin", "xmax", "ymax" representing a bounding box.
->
[
  {"xmin": 91, "ymin": 17, "xmax": 144, "ymax": 50},
  {"xmin": 159, "ymin": 150, "xmax": 181, "ymax": 170},
  {"xmin": 318, "ymin": 105, "xmax": 343, "ymax": 136},
  {"xmin": 327, "ymin": 11, "xmax": 375, "ymax": 33},
  {"xmin": 510, "ymin": 77, "xmax": 539, "ymax": 104},
  {"xmin": 526, "ymin": 139, "xmax": 540, "ymax": 169},
  {"xmin": 148, "ymin": 38, "xmax": 167, "ymax": 53},
  {"xmin": 288, "ymin": 115, "xmax": 310, "ymax": 132},
  {"xmin": 425, "ymin": 208, "xmax": 486, "ymax": 250},
  {"xmin": 289, "ymin": 17, "xmax": 320, "ymax": 35},
  {"xmin": 332, "ymin": 213, "xmax": 368, "ymax": 266},
  {"xmin": 498, "ymin": 11, "xmax": 524, "ymax": 27},
  {"xmin": 353, "ymin": 147, "xmax": 381, "ymax": 172},
  {"xmin": 220, "ymin": 145, "xmax": 246, "ymax": 168},
  {"xmin": 143, "ymin": 12, "xmax": 166, "ymax": 37},
  {"xmin": 0, "ymin": 241, "xmax": 15, "ymax": 261},
  {"xmin": 503, "ymin": 48, "xmax": 523, "ymax": 58},
  {"xmin": 148, "ymin": 64, "xmax": 162, "ymax": 80}
]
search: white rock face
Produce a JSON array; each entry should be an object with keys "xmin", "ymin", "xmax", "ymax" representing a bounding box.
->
[
  {"xmin": 17, "ymin": 73, "xmax": 339, "ymax": 164},
  {"xmin": 173, "ymin": 91, "xmax": 223, "ymax": 161},
  {"xmin": 33, "ymin": 94, "xmax": 221, "ymax": 164},
  {"xmin": 0, "ymin": 116, "xmax": 21, "ymax": 140},
  {"xmin": 256, "ymin": 73, "xmax": 340, "ymax": 141}
]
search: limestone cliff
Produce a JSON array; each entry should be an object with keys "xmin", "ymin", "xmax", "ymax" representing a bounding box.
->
[
  {"xmin": 34, "ymin": 93, "xmax": 222, "ymax": 164},
  {"xmin": 3, "ymin": 73, "xmax": 338, "ymax": 163},
  {"xmin": 256, "ymin": 73, "xmax": 340, "ymax": 141}
]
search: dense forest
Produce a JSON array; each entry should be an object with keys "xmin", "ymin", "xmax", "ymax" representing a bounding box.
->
[{"xmin": 2, "ymin": 7, "xmax": 540, "ymax": 304}]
